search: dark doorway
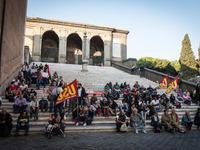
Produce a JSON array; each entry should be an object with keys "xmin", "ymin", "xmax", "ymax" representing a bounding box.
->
[
  {"xmin": 66, "ymin": 33, "xmax": 82, "ymax": 64},
  {"xmin": 41, "ymin": 30, "xmax": 59, "ymax": 63},
  {"xmin": 90, "ymin": 36, "xmax": 104, "ymax": 65}
]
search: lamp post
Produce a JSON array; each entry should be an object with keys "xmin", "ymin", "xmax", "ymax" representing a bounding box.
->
[{"xmin": 81, "ymin": 32, "xmax": 88, "ymax": 72}]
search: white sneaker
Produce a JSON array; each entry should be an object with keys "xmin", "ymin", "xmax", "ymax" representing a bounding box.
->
[
  {"xmin": 83, "ymin": 123, "xmax": 87, "ymax": 127},
  {"xmin": 142, "ymin": 130, "xmax": 147, "ymax": 134},
  {"xmin": 76, "ymin": 122, "xmax": 79, "ymax": 126},
  {"xmin": 135, "ymin": 130, "xmax": 138, "ymax": 134}
]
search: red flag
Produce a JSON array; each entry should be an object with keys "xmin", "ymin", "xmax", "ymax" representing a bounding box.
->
[
  {"xmin": 156, "ymin": 75, "xmax": 169, "ymax": 89},
  {"xmin": 165, "ymin": 76, "xmax": 178, "ymax": 94},
  {"xmin": 46, "ymin": 66, "xmax": 50, "ymax": 74},
  {"xmin": 55, "ymin": 79, "xmax": 78, "ymax": 106}
]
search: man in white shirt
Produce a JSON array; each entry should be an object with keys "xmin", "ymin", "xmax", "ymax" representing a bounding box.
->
[
  {"xmin": 151, "ymin": 97, "xmax": 162, "ymax": 112},
  {"xmin": 42, "ymin": 70, "xmax": 49, "ymax": 89},
  {"xmin": 20, "ymin": 81, "xmax": 28, "ymax": 91}
]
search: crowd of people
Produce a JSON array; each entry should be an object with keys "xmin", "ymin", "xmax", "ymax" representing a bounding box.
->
[{"xmin": 1, "ymin": 62, "xmax": 200, "ymax": 137}]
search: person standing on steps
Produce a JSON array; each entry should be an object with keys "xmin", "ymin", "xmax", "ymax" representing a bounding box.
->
[
  {"xmin": 36, "ymin": 69, "xmax": 42, "ymax": 90},
  {"xmin": 47, "ymin": 82, "xmax": 57, "ymax": 113},
  {"xmin": 77, "ymin": 83, "xmax": 86, "ymax": 106},
  {"xmin": 139, "ymin": 65, "xmax": 145, "ymax": 78}
]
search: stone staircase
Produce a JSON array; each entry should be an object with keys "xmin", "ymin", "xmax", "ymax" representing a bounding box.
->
[
  {"xmin": 1, "ymin": 86, "xmax": 199, "ymax": 134},
  {"xmin": 0, "ymin": 62, "xmax": 199, "ymax": 134}
]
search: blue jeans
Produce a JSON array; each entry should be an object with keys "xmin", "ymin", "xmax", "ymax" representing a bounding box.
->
[
  {"xmin": 50, "ymin": 95, "xmax": 57, "ymax": 112},
  {"xmin": 77, "ymin": 115, "xmax": 88, "ymax": 123},
  {"xmin": 184, "ymin": 100, "xmax": 191, "ymax": 105},
  {"xmin": 43, "ymin": 78, "xmax": 48, "ymax": 88},
  {"xmin": 156, "ymin": 107, "xmax": 162, "ymax": 112},
  {"xmin": 132, "ymin": 120, "xmax": 145, "ymax": 131},
  {"xmin": 140, "ymin": 111, "xmax": 147, "ymax": 118},
  {"xmin": 37, "ymin": 79, "xmax": 42, "ymax": 90},
  {"xmin": 54, "ymin": 102, "xmax": 63, "ymax": 117},
  {"xmin": 13, "ymin": 105, "xmax": 27, "ymax": 113},
  {"xmin": 16, "ymin": 123, "xmax": 29, "ymax": 133}
]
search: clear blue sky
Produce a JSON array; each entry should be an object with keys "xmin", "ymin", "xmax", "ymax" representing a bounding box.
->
[{"xmin": 27, "ymin": 0, "xmax": 200, "ymax": 61}]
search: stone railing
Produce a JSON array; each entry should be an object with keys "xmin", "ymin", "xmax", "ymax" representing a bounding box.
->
[{"xmin": 112, "ymin": 61, "xmax": 196, "ymax": 92}]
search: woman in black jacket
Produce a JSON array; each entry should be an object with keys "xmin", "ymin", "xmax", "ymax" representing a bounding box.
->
[{"xmin": 151, "ymin": 112, "xmax": 162, "ymax": 133}]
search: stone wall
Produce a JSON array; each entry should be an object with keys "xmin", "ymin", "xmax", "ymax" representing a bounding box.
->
[
  {"xmin": 0, "ymin": 0, "xmax": 27, "ymax": 95},
  {"xmin": 112, "ymin": 61, "xmax": 196, "ymax": 92}
]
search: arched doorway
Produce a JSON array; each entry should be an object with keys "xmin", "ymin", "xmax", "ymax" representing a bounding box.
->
[
  {"xmin": 90, "ymin": 36, "xmax": 104, "ymax": 65},
  {"xmin": 41, "ymin": 30, "xmax": 59, "ymax": 63},
  {"xmin": 66, "ymin": 33, "xmax": 82, "ymax": 64}
]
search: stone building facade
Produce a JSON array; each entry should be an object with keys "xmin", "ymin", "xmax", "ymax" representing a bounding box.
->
[
  {"xmin": 25, "ymin": 17, "xmax": 129, "ymax": 66},
  {"xmin": 0, "ymin": 0, "xmax": 27, "ymax": 95}
]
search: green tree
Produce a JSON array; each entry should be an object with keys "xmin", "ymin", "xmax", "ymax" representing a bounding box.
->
[
  {"xmin": 198, "ymin": 44, "xmax": 200, "ymax": 72},
  {"xmin": 179, "ymin": 34, "xmax": 198, "ymax": 80},
  {"xmin": 170, "ymin": 60, "xmax": 181, "ymax": 72}
]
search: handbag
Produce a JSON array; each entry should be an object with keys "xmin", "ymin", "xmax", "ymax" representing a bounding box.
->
[{"xmin": 120, "ymin": 124, "xmax": 128, "ymax": 132}]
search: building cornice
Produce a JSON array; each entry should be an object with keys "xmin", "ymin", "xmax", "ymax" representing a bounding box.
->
[{"xmin": 26, "ymin": 17, "xmax": 129, "ymax": 34}]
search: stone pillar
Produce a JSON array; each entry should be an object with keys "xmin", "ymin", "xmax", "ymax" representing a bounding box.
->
[
  {"xmin": 58, "ymin": 37, "xmax": 66, "ymax": 63},
  {"xmin": 86, "ymin": 39, "xmax": 90, "ymax": 60},
  {"xmin": 81, "ymin": 32, "xmax": 88, "ymax": 72},
  {"xmin": 104, "ymin": 40, "xmax": 112, "ymax": 66},
  {"xmin": 32, "ymin": 35, "xmax": 42, "ymax": 62},
  {"xmin": 121, "ymin": 36, "xmax": 127, "ymax": 61}
]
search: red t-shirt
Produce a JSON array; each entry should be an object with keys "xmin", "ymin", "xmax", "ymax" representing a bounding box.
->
[{"xmin": 9, "ymin": 84, "xmax": 17, "ymax": 91}]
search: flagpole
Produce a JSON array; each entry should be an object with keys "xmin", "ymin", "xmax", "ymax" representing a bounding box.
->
[{"xmin": 77, "ymin": 97, "xmax": 78, "ymax": 119}]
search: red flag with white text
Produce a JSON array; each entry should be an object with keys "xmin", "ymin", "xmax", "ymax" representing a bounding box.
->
[
  {"xmin": 55, "ymin": 79, "xmax": 78, "ymax": 106},
  {"xmin": 165, "ymin": 76, "xmax": 178, "ymax": 94}
]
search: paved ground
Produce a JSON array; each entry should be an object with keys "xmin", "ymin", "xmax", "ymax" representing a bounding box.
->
[{"xmin": 1, "ymin": 130, "xmax": 200, "ymax": 150}]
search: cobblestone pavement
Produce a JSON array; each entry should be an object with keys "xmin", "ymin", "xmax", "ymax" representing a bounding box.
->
[{"xmin": 1, "ymin": 130, "xmax": 200, "ymax": 150}]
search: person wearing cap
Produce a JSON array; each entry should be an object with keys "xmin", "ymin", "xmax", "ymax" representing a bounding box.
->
[{"xmin": 0, "ymin": 108, "xmax": 13, "ymax": 137}]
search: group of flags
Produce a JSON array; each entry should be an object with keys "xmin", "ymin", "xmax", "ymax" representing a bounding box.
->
[{"xmin": 156, "ymin": 75, "xmax": 179, "ymax": 94}]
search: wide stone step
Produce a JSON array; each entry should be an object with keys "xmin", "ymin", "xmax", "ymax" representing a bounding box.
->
[{"xmin": 11, "ymin": 123, "xmax": 199, "ymax": 134}]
